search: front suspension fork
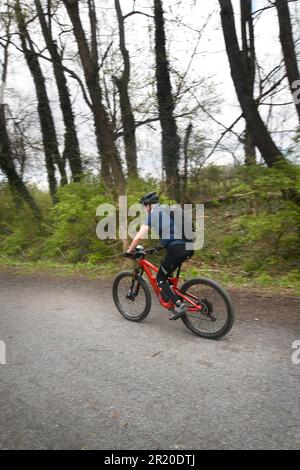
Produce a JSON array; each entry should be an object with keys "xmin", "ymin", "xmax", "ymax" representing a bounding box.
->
[{"xmin": 126, "ymin": 268, "xmax": 143, "ymax": 300}]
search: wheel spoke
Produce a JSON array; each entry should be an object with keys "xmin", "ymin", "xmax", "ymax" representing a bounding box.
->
[
  {"xmin": 181, "ymin": 279, "xmax": 234, "ymax": 338},
  {"xmin": 116, "ymin": 275, "xmax": 148, "ymax": 320}
]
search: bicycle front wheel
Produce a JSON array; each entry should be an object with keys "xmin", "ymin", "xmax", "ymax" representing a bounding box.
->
[
  {"xmin": 180, "ymin": 277, "xmax": 235, "ymax": 339},
  {"xmin": 112, "ymin": 271, "xmax": 152, "ymax": 322}
]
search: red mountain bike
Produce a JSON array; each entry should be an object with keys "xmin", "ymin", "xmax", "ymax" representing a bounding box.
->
[{"xmin": 112, "ymin": 245, "xmax": 235, "ymax": 339}]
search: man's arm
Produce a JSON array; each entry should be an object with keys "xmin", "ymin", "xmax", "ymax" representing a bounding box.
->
[{"xmin": 127, "ymin": 224, "xmax": 149, "ymax": 253}]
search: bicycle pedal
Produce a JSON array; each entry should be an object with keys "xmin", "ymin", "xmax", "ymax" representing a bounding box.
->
[{"xmin": 169, "ymin": 311, "xmax": 185, "ymax": 321}]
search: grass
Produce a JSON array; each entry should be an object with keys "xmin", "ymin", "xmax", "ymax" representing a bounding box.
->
[
  {"xmin": 183, "ymin": 261, "xmax": 300, "ymax": 296},
  {"xmin": 0, "ymin": 256, "xmax": 120, "ymax": 280},
  {"xmin": 1, "ymin": 255, "xmax": 299, "ymax": 296}
]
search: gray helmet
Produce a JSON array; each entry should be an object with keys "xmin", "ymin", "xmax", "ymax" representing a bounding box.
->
[{"xmin": 139, "ymin": 191, "xmax": 159, "ymax": 206}]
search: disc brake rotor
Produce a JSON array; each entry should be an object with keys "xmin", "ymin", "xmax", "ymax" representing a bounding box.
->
[{"xmin": 188, "ymin": 297, "xmax": 217, "ymax": 321}]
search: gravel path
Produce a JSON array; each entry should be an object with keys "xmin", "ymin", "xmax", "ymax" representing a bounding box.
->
[{"xmin": 0, "ymin": 270, "xmax": 299, "ymax": 449}]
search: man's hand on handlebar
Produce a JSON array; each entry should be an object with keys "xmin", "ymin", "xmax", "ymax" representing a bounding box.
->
[{"xmin": 123, "ymin": 245, "xmax": 162, "ymax": 259}]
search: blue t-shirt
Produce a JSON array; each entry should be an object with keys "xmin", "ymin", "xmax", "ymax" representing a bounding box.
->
[{"xmin": 144, "ymin": 204, "xmax": 190, "ymax": 248}]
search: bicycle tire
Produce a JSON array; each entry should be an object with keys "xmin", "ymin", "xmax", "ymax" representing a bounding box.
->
[
  {"xmin": 112, "ymin": 271, "xmax": 152, "ymax": 322},
  {"xmin": 180, "ymin": 277, "xmax": 235, "ymax": 339}
]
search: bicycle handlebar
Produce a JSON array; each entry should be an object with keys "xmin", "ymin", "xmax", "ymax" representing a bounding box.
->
[
  {"xmin": 123, "ymin": 245, "xmax": 162, "ymax": 259},
  {"xmin": 144, "ymin": 245, "xmax": 163, "ymax": 254}
]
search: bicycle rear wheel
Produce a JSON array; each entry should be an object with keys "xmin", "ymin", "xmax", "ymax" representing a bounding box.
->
[
  {"xmin": 179, "ymin": 277, "xmax": 235, "ymax": 339},
  {"xmin": 112, "ymin": 271, "xmax": 152, "ymax": 322}
]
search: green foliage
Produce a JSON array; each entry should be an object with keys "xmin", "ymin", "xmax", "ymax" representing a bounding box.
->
[
  {"xmin": 191, "ymin": 164, "xmax": 300, "ymax": 281},
  {"xmin": 0, "ymin": 167, "xmax": 299, "ymax": 293},
  {"xmin": 43, "ymin": 181, "xmax": 115, "ymax": 262},
  {"xmin": 0, "ymin": 183, "xmax": 49, "ymax": 256},
  {"xmin": 0, "ymin": 176, "xmax": 163, "ymax": 263}
]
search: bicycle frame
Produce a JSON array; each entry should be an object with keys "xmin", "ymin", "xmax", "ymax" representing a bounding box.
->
[{"xmin": 137, "ymin": 257, "xmax": 202, "ymax": 312}]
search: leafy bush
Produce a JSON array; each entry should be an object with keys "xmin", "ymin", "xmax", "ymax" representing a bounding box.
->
[
  {"xmin": 0, "ymin": 183, "xmax": 50, "ymax": 257},
  {"xmin": 43, "ymin": 181, "xmax": 115, "ymax": 262},
  {"xmin": 193, "ymin": 165, "xmax": 300, "ymax": 278},
  {"xmin": 0, "ymin": 168, "xmax": 299, "ymax": 291}
]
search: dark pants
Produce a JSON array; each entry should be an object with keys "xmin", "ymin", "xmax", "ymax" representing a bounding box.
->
[{"xmin": 156, "ymin": 243, "xmax": 194, "ymax": 304}]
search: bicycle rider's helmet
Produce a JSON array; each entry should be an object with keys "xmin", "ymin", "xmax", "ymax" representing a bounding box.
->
[{"xmin": 139, "ymin": 191, "xmax": 159, "ymax": 206}]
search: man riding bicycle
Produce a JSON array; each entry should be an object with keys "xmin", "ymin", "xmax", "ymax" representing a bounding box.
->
[{"xmin": 126, "ymin": 192, "xmax": 194, "ymax": 320}]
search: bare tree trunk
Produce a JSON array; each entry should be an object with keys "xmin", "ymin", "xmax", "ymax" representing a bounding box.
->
[
  {"xmin": 15, "ymin": 0, "xmax": 67, "ymax": 203},
  {"xmin": 113, "ymin": 0, "xmax": 138, "ymax": 178},
  {"xmin": 35, "ymin": 0, "xmax": 83, "ymax": 182},
  {"xmin": 219, "ymin": 0, "xmax": 283, "ymax": 167},
  {"xmin": 240, "ymin": 0, "xmax": 256, "ymax": 165},
  {"xmin": 243, "ymin": 131, "xmax": 256, "ymax": 165},
  {"xmin": 62, "ymin": 0, "xmax": 125, "ymax": 192},
  {"xmin": 275, "ymin": 0, "xmax": 300, "ymax": 123},
  {"xmin": 88, "ymin": 0, "xmax": 99, "ymax": 69},
  {"xmin": 154, "ymin": 0, "xmax": 181, "ymax": 200},
  {"xmin": 86, "ymin": 0, "xmax": 111, "ymax": 184},
  {"xmin": 0, "ymin": 106, "xmax": 41, "ymax": 220},
  {"xmin": 183, "ymin": 122, "xmax": 192, "ymax": 198},
  {"xmin": 0, "ymin": 29, "xmax": 41, "ymax": 220},
  {"xmin": 0, "ymin": 13, "xmax": 42, "ymax": 221}
]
